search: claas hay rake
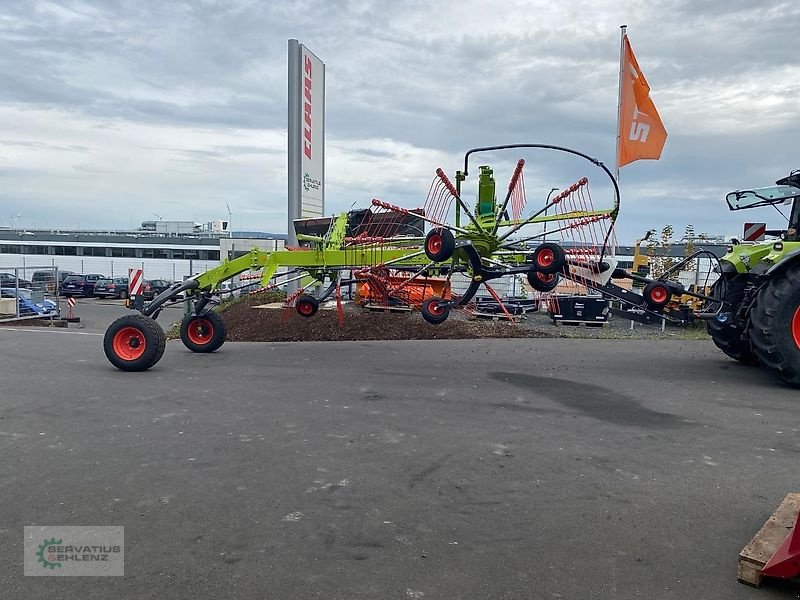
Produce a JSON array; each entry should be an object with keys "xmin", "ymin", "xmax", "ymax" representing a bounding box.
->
[{"xmin": 103, "ymin": 143, "xmax": 717, "ymax": 371}]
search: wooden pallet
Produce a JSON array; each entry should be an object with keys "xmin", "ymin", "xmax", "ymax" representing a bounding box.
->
[
  {"xmin": 472, "ymin": 311, "xmax": 523, "ymax": 322},
  {"xmin": 552, "ymin": 319, "xmax": 607, "ymax": 327},
  {"xmin": 363, "ymin": 303, "xmax": 412, "ymax": 313},
  {"xmin": 738, "ymin": 493, "xmax": 800, "ymax": 587}
]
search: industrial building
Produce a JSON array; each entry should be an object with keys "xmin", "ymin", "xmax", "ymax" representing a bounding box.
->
[{"xmin": 0, "ymin": 221, "xmax": 286, "ymax": 282}]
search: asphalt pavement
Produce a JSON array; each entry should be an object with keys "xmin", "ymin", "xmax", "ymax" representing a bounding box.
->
[{"xmin": 1, "ymin": 315, "xmax": 799, "ymax": 599}]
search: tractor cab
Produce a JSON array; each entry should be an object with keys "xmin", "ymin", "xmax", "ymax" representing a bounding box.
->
[{"xmin": 725, "ymin": 170, "xmax": 800, "ymax": 241}]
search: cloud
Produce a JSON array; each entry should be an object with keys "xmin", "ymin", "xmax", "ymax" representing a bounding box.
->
[{"xmin": 0, "ymin": 0, "xmax": 798, "ymax": 242}]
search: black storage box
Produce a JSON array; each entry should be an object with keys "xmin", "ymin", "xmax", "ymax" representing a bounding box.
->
[{"xmin": 549, "ymin": 296, "xmax": 609, "ymax": 323}]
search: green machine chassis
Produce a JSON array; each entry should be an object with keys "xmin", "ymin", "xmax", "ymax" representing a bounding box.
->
[{"xmin": 102, "ymin": 143, "xmax": 717, "ymax": 372}]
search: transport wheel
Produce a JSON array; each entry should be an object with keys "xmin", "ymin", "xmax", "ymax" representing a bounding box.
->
[
  {"xmin": 706, "ymin": 274, "xmax": 758, "ymax": 365},
  {"xmin": 296, "ymin": 295, "xmax": 319, "ymax": 318},
  {"xmin": 527, "ymin": 270, "xmax": 560, "ymax": 293},
  {"xmin": 104, "ymin": 314, "xmax": 166, "ymax": 372},
  {"xmin": 180, "ymin": 311, "xmax": 226, "ymax": 353},
  {"xmin": 424, "ymin": 228, "xmax": 456, "ymax": 262},
  {"xmin": 532, "ymin": 242, "xmax": 566, "ymax": 274},
  {"xmin": 421, "ymin": 296, "xmax": 450, "ymax": 324},
  {"xmin": 750, "ymin": 264, "xmax": 800, "ymax": 385},
  {"xmin": 643, "ymin": 281, "xmax": 671, "ymax": 311}
]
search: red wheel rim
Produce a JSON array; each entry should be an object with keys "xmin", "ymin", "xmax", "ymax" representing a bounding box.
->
[
  {"xmin": 650, "ymin": 286, "xmax": 668, "ymax": 304},
  {"xmin": 427, "ymin": 301, "xmax": 444, "ymax": 316},
  {"xmin": 537, "ymin": 273, "xmax": 555, "ymax": 283},
  {"xmin": 187, "ymin": 318, "xmax": 214, "ymax": 345},
  {"xmin": 427, "ymin": 234, "xmax": 442, "ymax": 255},
  {"xmin": 537, "ymin": 248, "xmax": 555, "ymax": 268},
  {"xmin": 297, "ymin": 301, "xmax": 314, "ymax": 316},
  {"xmin": 792, "ymin": 306, "xmax": 800, "ymax": 350},
  {"xmin": 112, "ymin": 327, "xmax": 146, "ymax": 360}
]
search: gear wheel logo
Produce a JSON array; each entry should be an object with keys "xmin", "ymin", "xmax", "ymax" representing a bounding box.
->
[{"xmin": 36, "ymin": 538, "xmax": 62, "ymax": 569}]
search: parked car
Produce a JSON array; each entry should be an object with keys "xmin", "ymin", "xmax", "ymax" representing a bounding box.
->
[
  {"xmin": 0, "ymin": 287, "xmax": 57, "ymax": 316},
  {"xmin": 0, "ymin": 273, "xmax": 32, "ymax": 289},
  {"xmin": 94, "ymin": 277, "xmax": 130, "ymax": 299},
  {"xmin": 31, "ymin": 270, "xmax": 77, "ymax": 293},
  {"xmin": 142, "ymin": 279, "xmax": 172, "ymax": 300},
  {"xmin": 61, "ymin": 274, "xmax": 106, "ymax": 297}
]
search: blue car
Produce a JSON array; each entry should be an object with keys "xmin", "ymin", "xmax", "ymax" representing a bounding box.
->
[{"xmin": 0, "ymin": 287, "xmax": 57, "ymax": 316}]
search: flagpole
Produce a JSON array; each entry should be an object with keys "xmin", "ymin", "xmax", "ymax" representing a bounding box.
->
[{"xmin": 615, "ymin": 24, "xmax": 627, "ymax": 183}]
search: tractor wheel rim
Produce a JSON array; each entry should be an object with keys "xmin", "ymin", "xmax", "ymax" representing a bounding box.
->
[
  {"xmin": 427, "ymin": 234, "xmax": 442, "ymax": 255},
  {"xmin": 537, "ymin": 248, "xmax": 555, "ymax": 267},
  {"xmin": 112, "ymin": 326, "xmax": 147, "ymax": 360},
  {"xmin": 792, "ymin": 305, "xmax": 800, "ymax": 350},
  {"xmin": 651, "ymin": 286, "xmax": 668, "ymax": 303},
  {"xmin": 298, "ymin": 301, "xmax": 313, "ymax": 316},
  {"xmin": 187, "ymin": 318, "xmax": 213, "ymax": 345}
]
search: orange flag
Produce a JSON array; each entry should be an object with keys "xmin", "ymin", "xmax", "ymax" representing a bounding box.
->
[{"xmin": 617, "ymin": 35, "xmax": 667, "ymax": 168}]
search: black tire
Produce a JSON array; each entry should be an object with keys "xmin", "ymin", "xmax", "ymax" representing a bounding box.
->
[
  {"xmin": 527, "ymin": 270, "xmax": 560, "ymax": 293},
  {"xmin": 119, "ymin": 289, "xmax": 128, "ymax": 300},
  {"xmin": 421, "ymin": 296, "xmax": 450, "ymax": 324},
  {"xmin": 104, "ymin": 314, "xmax": 166, "ymax": 372},
  {"xmin": 180, "ymin": 311, "xmax": 226, "ymax": 353},
  {"xmin": 532, "ymin": 243, "xmax": 566, "ymax": 274},
  {"xmin": 296, "ymin": 295, "xmax": 319, "ymax": 318},
  {"xmin": 706, "ymin": 274, "xmax": 758, "ymax": 365},
  {"xmin": 750, "ymin": 264, "xmax": 800, "ymax": 385},
  {"xmin": 424, "ymin": 228, "xmax": 456, "ymax": 262},
  {"xmin": 642, "ymin": 281, "xmax": 671, "ymax": 311}
]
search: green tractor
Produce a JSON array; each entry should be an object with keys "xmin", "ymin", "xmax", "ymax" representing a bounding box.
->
[{"xmin": 709, "ymin": 170, "xmax": 800, "ymax": 385}]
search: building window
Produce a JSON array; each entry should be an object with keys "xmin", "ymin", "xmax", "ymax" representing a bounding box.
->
[
  {"xmin": 111, "ymin": 247, "xmax": 137, "ymax": 258},
  {"xmin": 199, "ymin": 250, "xmax": 220, "ymax": 261}
]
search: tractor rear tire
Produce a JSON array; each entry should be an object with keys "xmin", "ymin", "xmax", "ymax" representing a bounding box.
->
[
  {"xmin": 706, "ymin": 274, "xmax": 758, "ymax": 366},
  {"xmin": 750, "ymin": 264, "xmax": 800, "ymax": 385},
  {"xmin": 104, "ymin": 314, "xmax": 167, "ymax": 372},
  {"xmin": 421, "ymin": 296, "xmax": 450, "ymax": 324},
  {"xmin": 180, "ymin": 311, "xmax": 226, "ymax": 353}
]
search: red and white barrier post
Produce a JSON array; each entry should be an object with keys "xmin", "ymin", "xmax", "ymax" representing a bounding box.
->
[{"xmin": 128, "ymin": 268, "xmax": 144, "ymax": 310}]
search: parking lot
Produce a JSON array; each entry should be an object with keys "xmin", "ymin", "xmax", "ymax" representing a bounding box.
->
[{"xmin": 1, "ymin": 304, "xmax": 799, "ymax": 599}]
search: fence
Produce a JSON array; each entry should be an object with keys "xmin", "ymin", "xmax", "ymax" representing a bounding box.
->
[
  {"xmin": 0, "ymin": 265, "xmax": 61, "ymax": 322},
  {"xmin": 0, "ymin": 254, "xmax": 219, "ymax": 282}
]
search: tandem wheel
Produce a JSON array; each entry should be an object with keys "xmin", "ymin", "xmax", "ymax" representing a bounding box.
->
[
  {"xmin": 104, "ymin": 314, "xmax": 167, "ymax": 372},
  {"xmin": 180, "ymin": 311, "xmax": 227, "ymax": 353}
]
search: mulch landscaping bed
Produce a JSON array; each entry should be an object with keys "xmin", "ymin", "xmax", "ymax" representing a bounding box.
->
[{"xmin": 219, "ymin": 291, "xmax": 558, "ymax": 342}]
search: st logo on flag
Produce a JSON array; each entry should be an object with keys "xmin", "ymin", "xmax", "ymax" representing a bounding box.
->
[{"xmin": 617, "ymin": 33, "xmax": 668, "ymax": 169}]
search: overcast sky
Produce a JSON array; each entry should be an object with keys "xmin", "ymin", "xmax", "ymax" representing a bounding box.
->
[{"xmin": 0, "ymin": 0, "xmax": 798, "ymax": 243}]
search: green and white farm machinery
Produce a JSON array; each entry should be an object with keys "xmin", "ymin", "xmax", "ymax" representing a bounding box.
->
[
  {"xmin": 707, "ymin": 171, "xmax": 800, "ymax": 385},
  {"xmin": 102, "ymin": 143, "xmax": 730, "ymax": 376}
]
